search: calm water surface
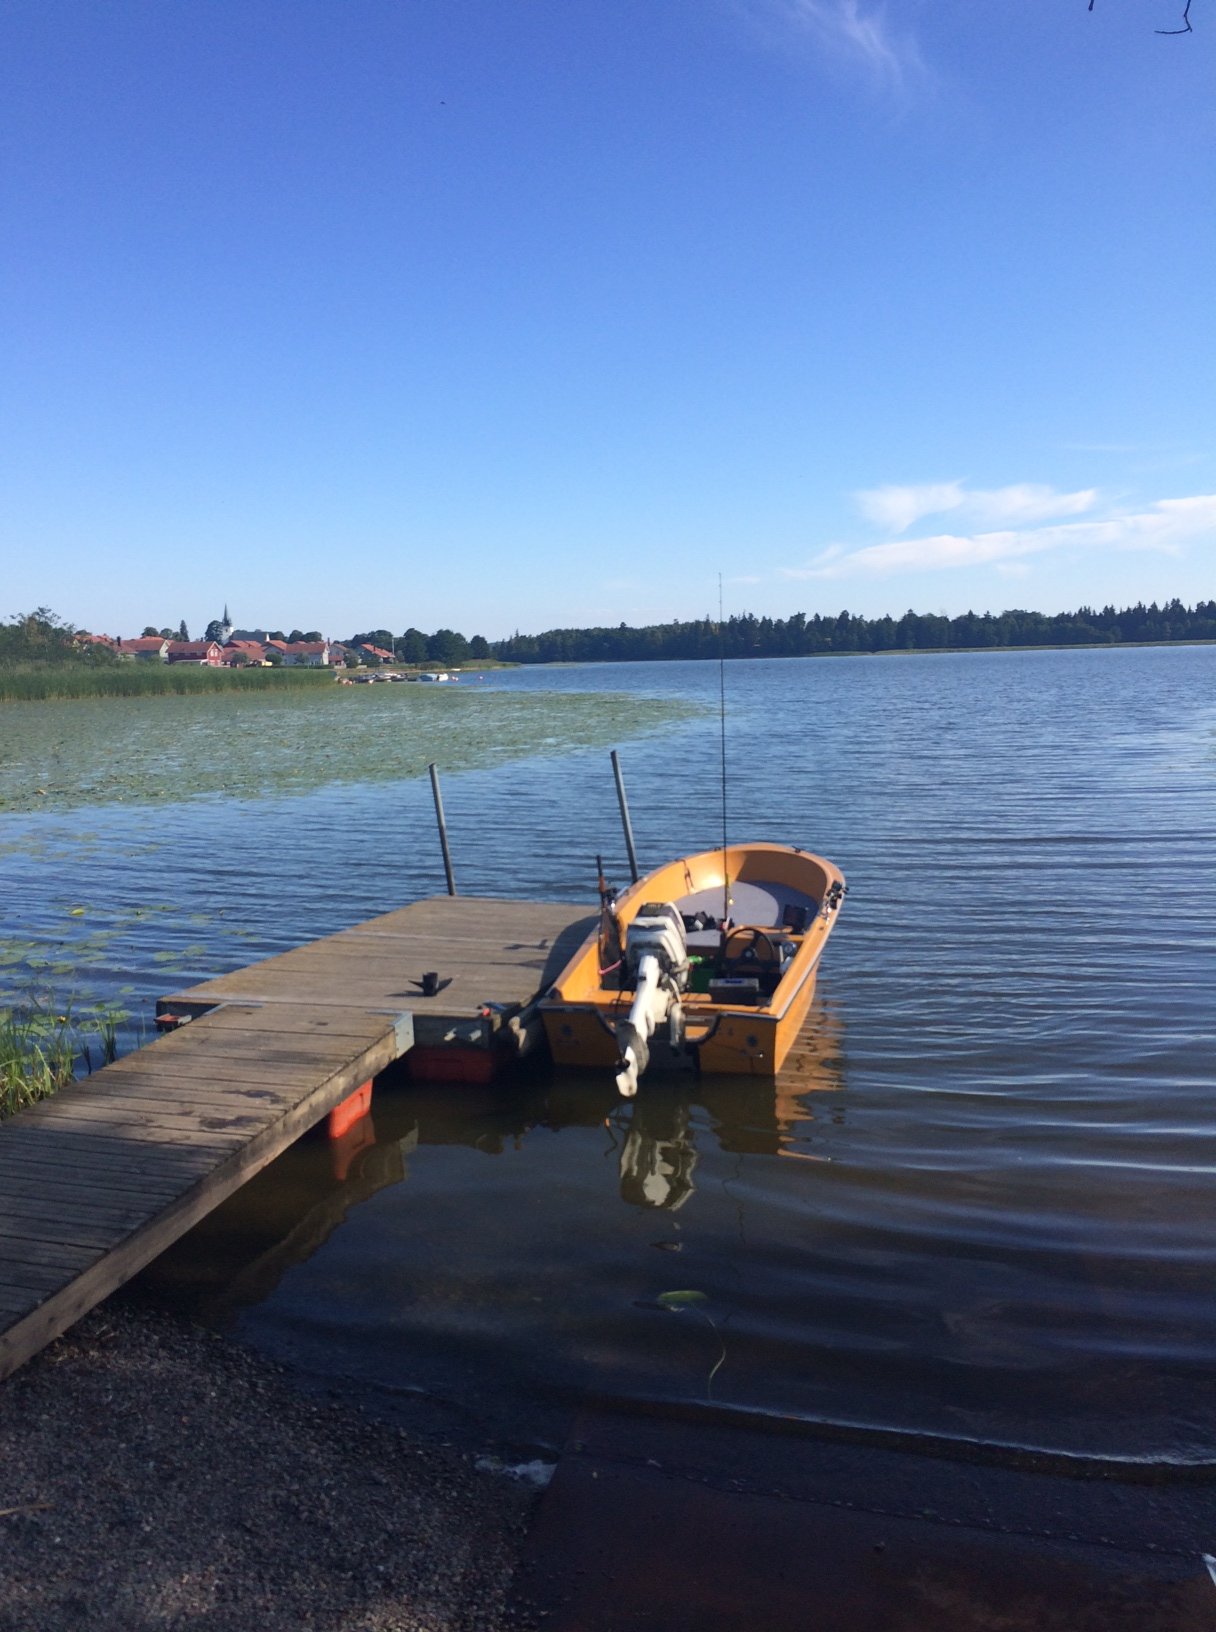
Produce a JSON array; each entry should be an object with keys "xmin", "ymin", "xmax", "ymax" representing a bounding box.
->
[{"xmin": 2, "ymin": 648, "xmax": 1213, "ymax": 1464}]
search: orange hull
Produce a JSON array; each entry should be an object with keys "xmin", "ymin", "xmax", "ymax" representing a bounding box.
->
[{"xmin": 540, "ymin": 843, "xmax": 844, "ymax": 1080}]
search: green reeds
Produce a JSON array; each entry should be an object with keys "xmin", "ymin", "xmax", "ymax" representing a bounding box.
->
[
  {"xmin": 0, "ymin": 998, "xmax": 128, "ymax": 1118},
  {"xmin": 0, "ymin": 664, "xmax": 334, "ymax": 703}
]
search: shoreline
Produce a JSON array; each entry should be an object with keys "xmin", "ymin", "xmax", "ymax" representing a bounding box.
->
[
  {"xmin": 2, "ymin": 636, "xmax": 1214, "ymax": 705},
  {"xmin": 0, "ymin": 1297, "xmax": 536, "ymax": 1632}
]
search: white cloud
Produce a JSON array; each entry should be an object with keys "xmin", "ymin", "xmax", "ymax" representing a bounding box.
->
[
  {"xmin": 854, "ymin": 480, "xmax": 1097, "ymax": 533},
  {"xmin": 856, "ymin": 481, "xmax": 965, "ymax": 531},
  {"xmin": 784, "ymin": 493, "xmax": 1216, "ymax": 581},
  {"xmin": 966, "ymin": 484, "xmax": 1097, "ymax": 527},
  {"xmin": 753, "ymin": 1, "xmax": 926, "ymax": 92}
]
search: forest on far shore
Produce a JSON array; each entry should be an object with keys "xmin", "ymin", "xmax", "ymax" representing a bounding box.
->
[{"xmin": 491, "ymin": 598, "xmax": 1216, "ymax": 664}]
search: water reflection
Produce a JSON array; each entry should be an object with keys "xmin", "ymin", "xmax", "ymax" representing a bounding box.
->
[
  {"xmin": 146, "ymin": 1124, "xmax": 416, "ymax": 1325},
  {"xmin": 614, "ymin": 1002, "xmax": 846, "ymax": 1208},
  {"xmin": 616, "ymin": 1096, "xmax": 697, "ymax": 1211},
  {"xmin": 145, "ymin": 1000, "xmax": 846, "ymax": 1318}
]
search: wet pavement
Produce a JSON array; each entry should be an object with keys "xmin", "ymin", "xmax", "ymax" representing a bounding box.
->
[{"xmin": 511, "ymin": 1409, "xmax": 1216, "ymax": 1631}]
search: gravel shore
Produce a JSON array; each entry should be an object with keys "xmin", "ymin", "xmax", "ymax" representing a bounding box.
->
[{"xmin": 0, "ymin": 1300, "xmax": 537, "ymax": 1632}]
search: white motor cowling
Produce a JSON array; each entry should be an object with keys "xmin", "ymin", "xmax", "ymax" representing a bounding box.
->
[
  {"xmin": 615, "ymin": 905, "xmax": 689, "ymax": 1097},
  {"xmin": 623, "ymin": 903, "xmax": 689, "ymax": 985}
]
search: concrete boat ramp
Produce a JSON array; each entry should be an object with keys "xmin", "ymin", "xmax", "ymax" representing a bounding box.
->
[{"xmin": 0, "ymin": 895, "xmax": 593, "ymax": 1382}]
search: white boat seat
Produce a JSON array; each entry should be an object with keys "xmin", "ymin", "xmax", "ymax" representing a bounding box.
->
[{"xmin": 675, "ymin": 878, "xmax": 818, "ymax": 931}]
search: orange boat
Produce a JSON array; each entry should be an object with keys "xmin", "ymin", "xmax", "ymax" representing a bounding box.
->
[{"xmin": 539, "ymin": 842, "xmax": 845, "ymax": 1094}]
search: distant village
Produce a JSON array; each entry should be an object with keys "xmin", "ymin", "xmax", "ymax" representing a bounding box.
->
[{"xmin": 77, "ymin": 607, "xmax": 488, "ymax": 672}]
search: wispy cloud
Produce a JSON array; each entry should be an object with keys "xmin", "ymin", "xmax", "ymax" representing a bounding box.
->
[
  {"xmin": 784, "ymin": 493, "xmax": 1216, "ymax": 581},
  {"xmin": 855, "ymin": 481, "xmax": 1098, "ymax": 533},
  {"xmin": 750, "ymin": 1, "xmax": 926, "ymax": 93}
]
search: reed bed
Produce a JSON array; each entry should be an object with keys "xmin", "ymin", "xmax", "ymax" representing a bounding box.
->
[
  {"xmin": 0, "ymin": 664, "xmax": 335, "ymax": 703},
  {"xmin": 0, "ymin": 999, "xmax": 124, "ymax": 1118}
]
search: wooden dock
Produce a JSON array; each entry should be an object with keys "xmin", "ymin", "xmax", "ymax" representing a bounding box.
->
[
  {"xmin": 160, "ymin": 896, "xmax": 597, "ymax": 1059},
  {"xmin": 0, "ymin": 896, "xmax": 594, "ymax": 1382}
]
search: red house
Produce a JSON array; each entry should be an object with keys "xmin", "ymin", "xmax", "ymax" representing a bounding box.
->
[
  {"xmin": 166, "ymin": 640, "xmax": 224, "ymax": 666},
  {"xmin": 116, "ymin": 636, "xmax": 169, "ymax": 661},
  {"xmin": 222, "ymin": 639, "xmax": 267, "ymax": 666},
  {"xmin": 281, "ymin": 640, "xmax": 330, "ymax": 667}
]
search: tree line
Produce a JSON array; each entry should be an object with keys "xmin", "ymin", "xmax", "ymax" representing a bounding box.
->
[
  {"xmin": 348, "ymin": 628, "xmax": 491, "ymax": 665},
  {"xmin": 489, "ymin": 599, "xmax": 1216, "ymax": 664}
]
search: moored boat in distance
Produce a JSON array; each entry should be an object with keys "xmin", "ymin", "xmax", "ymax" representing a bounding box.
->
[{"xmin": 540, "ymin": 842, "xmax": 845, "ymax": 1095}]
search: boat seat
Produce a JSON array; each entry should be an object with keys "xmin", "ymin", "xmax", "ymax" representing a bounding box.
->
[{"xmin": 675, "ymin": 879, "xmax": 817, "ymax": 931}]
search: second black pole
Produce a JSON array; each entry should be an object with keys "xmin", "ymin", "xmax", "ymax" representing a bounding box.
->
[
  {"xmin": 611, "ymin": 749, "xmax": 640, "ymax": 883},
  {"xmin": 428, "ymin": 762, "xmax": 457, "ymax": 896}
]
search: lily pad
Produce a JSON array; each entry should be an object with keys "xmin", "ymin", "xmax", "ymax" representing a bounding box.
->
[{"xmin": 657, "ymin": 1289, "xmax": 708, "ymax": 1309}]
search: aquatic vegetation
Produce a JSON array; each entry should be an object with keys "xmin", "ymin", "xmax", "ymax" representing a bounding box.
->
[
  {"xmin": 0, "ymin": 997, "xmax": 127, "ymax": 1118},
  {"xmin": 656, "ymin": 1289, "xmax": 727, "ymax": 1397},
  {"xmin": 0, "ymin": 899, "xmax": 224, "ymax": 1015},
  {"xmin": 0, "ymin": 686, "xmax": 699, "ymax": 813},
  {"xmin": 0, "ymin": 665, "xmax": 332, "ymax": 703}
]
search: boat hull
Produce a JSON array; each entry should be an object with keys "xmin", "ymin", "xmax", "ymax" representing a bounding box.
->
[{"xmin": 540, "ymin": 842, "xmax": 844, "ymax": 1080}]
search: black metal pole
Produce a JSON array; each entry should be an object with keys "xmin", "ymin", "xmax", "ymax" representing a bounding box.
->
[
  {"xmin": 428, "ymin": 762, "xmax": 457, "ymax": 896},
  {"xmin": 611, "ymin": 749, "xmax": 640, "ymax": 884}
]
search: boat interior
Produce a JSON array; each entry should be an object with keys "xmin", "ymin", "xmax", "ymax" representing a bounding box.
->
[{"xmin": 605, "ymin": 875, "xmax": 825, "ymax": 1006}]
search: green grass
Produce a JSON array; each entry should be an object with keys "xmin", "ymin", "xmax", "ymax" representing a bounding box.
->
[
  {"xmin": 0, "ymin": 998, "xmax": 126, "ymax": 1118},
  {"xmin": 0, "ymin": 664, "xmax": 335, "ymax": 702}
]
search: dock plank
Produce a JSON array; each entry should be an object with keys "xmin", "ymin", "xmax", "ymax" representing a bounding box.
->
[
  {"xmin": 0, "ymin": 1168, "xmax": 182, "ymax": 1207},
  {"xmin": 0, "ymin": 1260, "xmax": 94, "ymax": 1296},
  {"xmin": 0, "ymin": 1238, "xmax": 105, "ymax": 1272}
]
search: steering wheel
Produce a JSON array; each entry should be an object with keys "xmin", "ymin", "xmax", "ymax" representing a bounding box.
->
[{"xmin": 723, "ymin": 926, "xmax": 779, "ymax": 966}]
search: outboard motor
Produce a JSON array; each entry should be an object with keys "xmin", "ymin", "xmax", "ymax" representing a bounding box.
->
[{"xmin": 615, "ymin": 903, "xmax": 689, "ymax": 1098}]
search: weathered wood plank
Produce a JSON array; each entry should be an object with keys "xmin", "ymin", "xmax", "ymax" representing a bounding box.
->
[
  {"xmin": 0, "ymin": 1258, "xmax": 98, "ymax": 1296},
  {"xmin": 181, "ymin": 1005, "xmax": 399, "ymax": 1041},
  {"xmin": 0, "ymin": 1230, "xmax": 104, "ymax": 1265},
  {"xmin": 116, "ymin": 1033, "xmax": 380, "ymax": 1071},
  {"xmin": 5, "ymin": 1113, "xmax": 249, "ymax": 1151},
  {"xmin": 17, "ymin": 1085, "xmax": 286, "ymax": 1123},
  {"xmin": 4, "ymin": 1113, "xmax": 265, "ymax": 1151},
  {"xmin": 0, "ymin": 1192, "xmax": 164, "ymax": 1231},
  {"xmin": 0, "ymin": 1213, "xmax": 142, "ymax": 1252},
  {"xmin": 92, "ymin": 1056, "xmax": 336, "ymax": 1089},
  {"xmin": 24, "ymin": 1079, "xmax": 301, "ymax": 1113},
  {"xmin": 0, "ymin": 1123, "xmax": 225, "ymax": 1172},
  {"xmin": 0, "ymin": 1175, "xmax": 182, "ymax": 1214}
]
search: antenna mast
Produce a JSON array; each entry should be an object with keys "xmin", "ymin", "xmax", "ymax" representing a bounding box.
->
[{"xmin": 719, "ymin": 574, "xmax": 729, "ymax": 925}]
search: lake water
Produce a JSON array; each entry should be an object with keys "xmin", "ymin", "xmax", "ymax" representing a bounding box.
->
[{"xmin": 2, "ymin": 647, "xmax": 1214, "ymax": 1467}]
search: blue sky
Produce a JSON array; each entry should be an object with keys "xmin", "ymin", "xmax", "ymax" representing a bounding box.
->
[{"xmin": 2, "ymin": 1, "xmax": 1213, "ymax": 641}]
